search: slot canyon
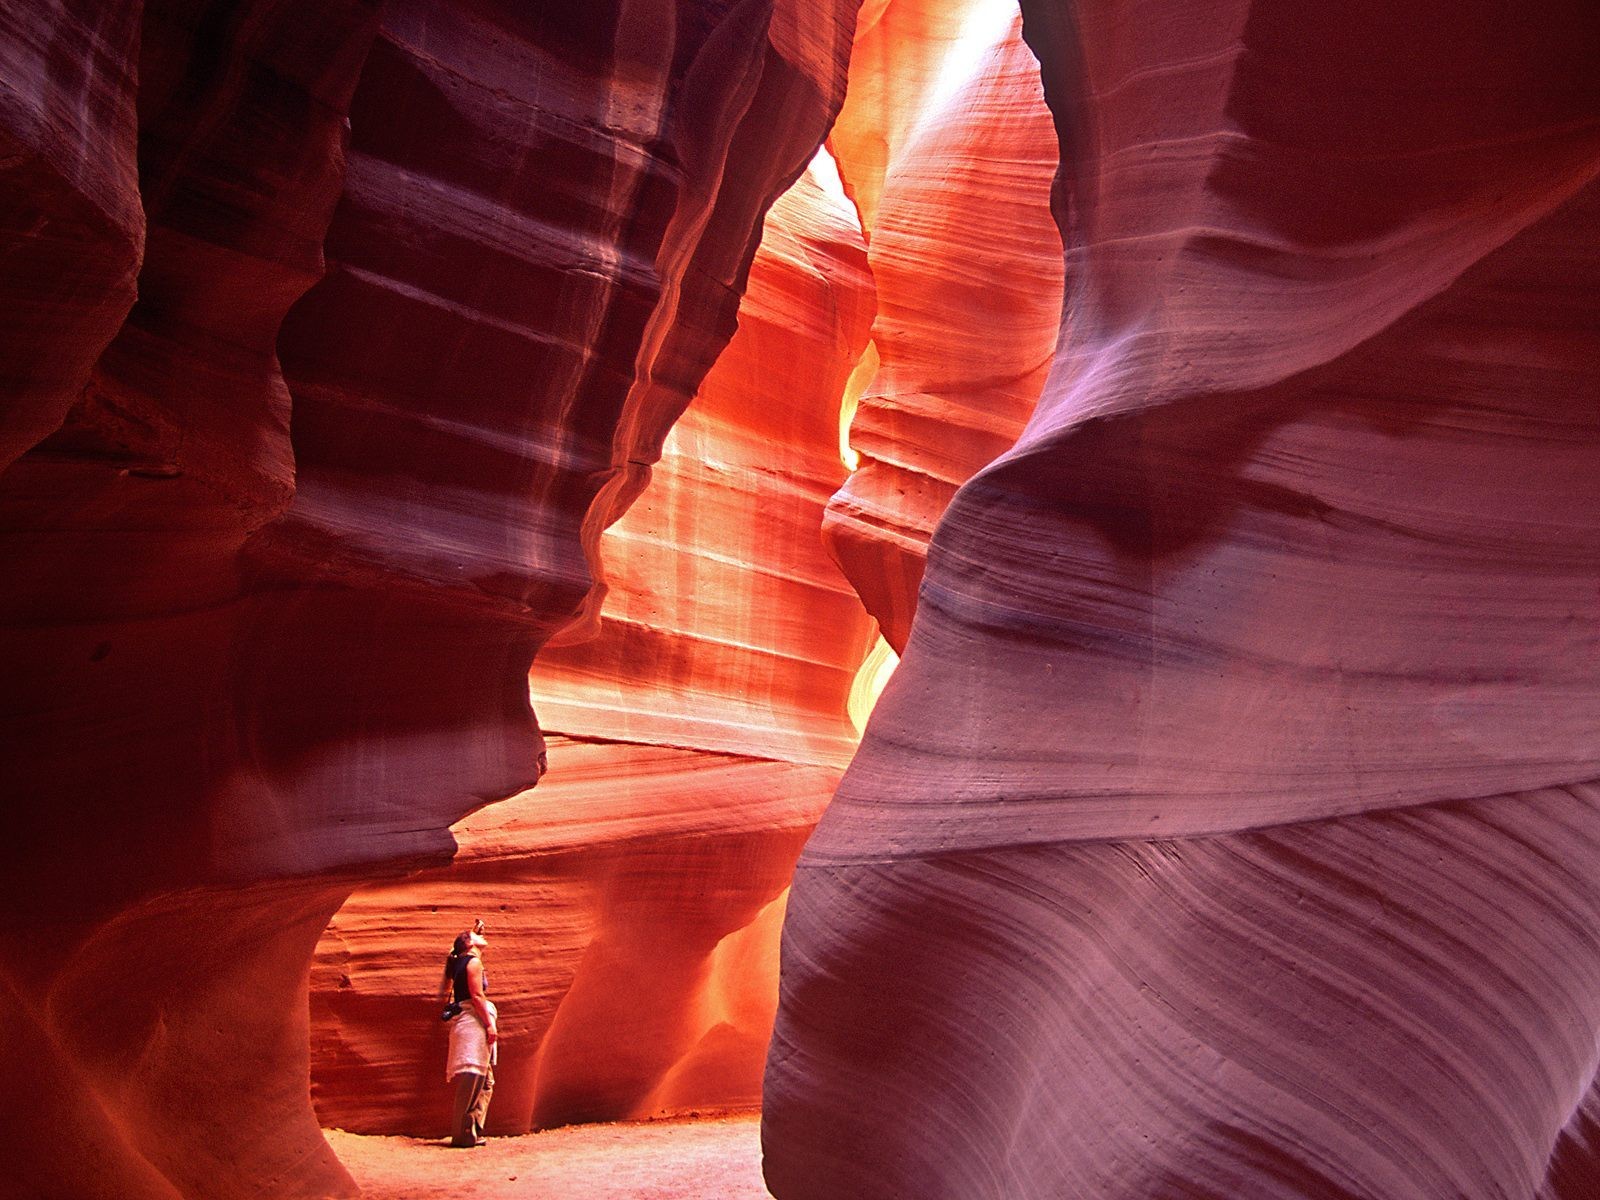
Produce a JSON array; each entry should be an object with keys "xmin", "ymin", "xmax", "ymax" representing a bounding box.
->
[{"xmin": 1, "ymin": 2, "xmax": 1597, "ymax": 1199}]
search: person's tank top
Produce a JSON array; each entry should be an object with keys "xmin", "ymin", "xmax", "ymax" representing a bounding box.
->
[{"xmin": 450, "ymin": 954, "xmax": 488, "ymax": 1002}]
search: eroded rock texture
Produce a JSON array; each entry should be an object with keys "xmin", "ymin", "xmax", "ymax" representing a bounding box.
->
[
  {"xmin": 766, "ymin": 2, "xmax": 1600, "ymax": 1198},
  {"xmin": 0, "ymin": 3, "xmax": 857, "ymax": 1196},
  {"xmin": 824, "ymin": 0, "xmax": 1061, "ymax": 650},
  {"xmin": 531, "ymin": 165, "xmax": 877, "ymax": 769},
  {"xmin": 309, "ymin": 161, "xmax": 878, "ymax": 1136},
  {"xmin": 313, "ymin": 742, "xmax": 831, "ymax": 1136},
  {"xmin": 0, "ymin": 2, "xmax": 143, "ymax": 468}
]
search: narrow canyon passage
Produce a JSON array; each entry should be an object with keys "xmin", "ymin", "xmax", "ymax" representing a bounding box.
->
[
  {"xmin": 308, "ymin": 0, "xmax": 1061, "ymax": 1152},
  {"xmin": 3, "ymin": 1, "xmax": 1599, "ymax": 1198},
  {"xmin": 308, "ymin": 0, "xmax": 1061, "ymax": 1165},
  {"xmin": 308, "ymin": 150, "xmax": 883, "ymax": 1140}
]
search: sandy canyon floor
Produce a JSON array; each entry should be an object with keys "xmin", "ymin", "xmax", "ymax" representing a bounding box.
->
[{"xmin": 326, "ymin": 1114, "xmax": 769, "ymax": 1199}]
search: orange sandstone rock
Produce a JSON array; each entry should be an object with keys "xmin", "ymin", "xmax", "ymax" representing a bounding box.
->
[
  {"xmin": 308, "ymin": 159, "xmax": 878, "ymax": 1136},
  {"xmin": 825, "ymin": 8, "xmax": 1061, "ymax": 649},
  {"xmin": 314, "ymin": 741, "xmax": 829, "ymax": 1136},
  {"xmin": 535, "ymin": 164, "xmax": 878, "ymax": 768}
]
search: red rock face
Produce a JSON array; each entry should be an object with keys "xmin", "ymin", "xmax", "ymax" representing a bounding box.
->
[
  {"xmin": 765, "ymin": 3, "xmax": 1600, "ymax": 1198},
  {"xmin": 11, "ymin": 1, "xmax": 1598, "ymax": 1196},
  {"xmin": 0, "ymin": 2, "xmax": 143, "ymax": 469},
  {"xmin": 825, "ymin": 3, "xmax": 1061, "ymax": 650},
  {"xmin": 0, "ymin": 3, "xmax": 858, "ymax": 1196},
  {"xmin": 532, "ymin": 166, "xmax": 878, "ymax": 769},
  {"xmin": 313, "ymin": 742, "xmax": 832, "ymax": 1136},
  {"xmin": 308, "ymin": 161, "xmax": 878, "ymax": 1136}
]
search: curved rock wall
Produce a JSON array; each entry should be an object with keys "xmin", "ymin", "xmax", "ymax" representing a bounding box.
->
[
  {"xmin": 12, "ymin": 0, "xmax": 1596, "ymax": 1195},
  {"xmin": 0, "ymin": 1, "xmax": 144, "ymax": 469},
  {"xmin": 532, "ymin": 166, "xmax": 878, "ymax": 769},
  {"xmin": 309, "ymin": 159, "xmax": 878, "ymax": 1136},
  {"xmin": 0, "ymin": 2, "xmax": 858, "ymax": 1196},
  {"xmin": 824, "ymin": 3, "xmax": 1061, "ymax": 650},
  {"xmin": 766, "ymin": 2, "xmax": 1600, "ymax": 1197}
]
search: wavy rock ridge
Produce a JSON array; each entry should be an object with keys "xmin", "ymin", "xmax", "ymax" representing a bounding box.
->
[
  {"xmin": 0, "ymin": 3, "xmax": 857, "ymax": 1197},
  {"xmin": 824, "ymin": 0, "xmax": 1061, "ymax": 650},
  {"xmin": 765, "ymin": 2, "xmax": 1600, "ymax": 1198},
  {"xmin": 9, "ymin": 1, "xmax": 1598, "ymax": 1196},
  {"xmin": 309, "ymin": 159, "xmax": 879, "ymax": 1136}
]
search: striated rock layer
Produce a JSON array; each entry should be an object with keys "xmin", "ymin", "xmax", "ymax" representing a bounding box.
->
[
  {"xmin": 314, "ymin": 740, "xmax": 831, "ymax": 1136},
  {"xmin": 766, "ymin": 2, "xmax": 1600, "ymax": 1198},
  {"xmin": 309, "ymin": 159, "xmax": 878, "ymax": 1136},
  {"xmin": 0, "ymin": 3, "xmax": 858, "ymax": 1197},
  {"xmin": 532, "ymin": 163, "xmax": 878, "ymax": 769},
  {"xmin": 0, "ymin": 2, "xmax": 143, "ymax": 469},
  {"xmin": 824, "ymin": 2, "xmax": 1061, "ymax": 650}
]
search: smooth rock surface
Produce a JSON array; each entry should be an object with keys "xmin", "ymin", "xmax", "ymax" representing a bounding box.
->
[
  {"xmin": 824, "ymin": 4, "xmax": 1061, "ymax": 650},
  {"xmin": 308, "ymin": 157, "xmax": 878, "ymax": 1137},
  {"xmin": 766, "ymin": 2, "xmax": 1600, "ymax": 1197},
  {"xmin": 0, "ymin": 4, "xmax": 859, "ymax": 1196}
]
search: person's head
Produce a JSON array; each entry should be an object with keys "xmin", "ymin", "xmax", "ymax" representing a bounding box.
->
[{"xmin": 453, "ymin": 927, "xmax": 488, "ymax": 956}]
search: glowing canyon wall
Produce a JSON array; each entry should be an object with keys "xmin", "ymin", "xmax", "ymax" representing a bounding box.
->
[
  {"xmin": 764, "ymin": 2, "xmax": 1600, "ymax": 1199},
  {"xmin": 824, "ymin": 0, "xmax": 1062, "ymax": 650},
  {"xmin": 304, "ymin": 5, "xmax": 1066, "ymax": 1142},
  {"xmin": 0, "ymin": 2, "xmax": 858, "ymax": 1196},
  {"xmin": 7, "ymin": 2, "xmax": 1599, "ymax": 1199},
  {"xmin": 309, "ymin": 160, "xmax": 879, "ymax": 1137}
]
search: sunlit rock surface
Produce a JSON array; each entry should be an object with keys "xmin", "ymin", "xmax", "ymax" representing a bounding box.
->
[
  {"xmin": 533, "ymin": 165, "xmax": 878, "ymax": 770},
  {"xmin": 0, "ymin": 3, "xmax": 857, "ymax": 1196},
  {"xmin": 313, "ymin": 741, "xmax": 831, "ymax": 1136},
  {"xmin": 309, "ymin": 161, "xmax": 878, "ymax": 1136},
  {"xmin": 824, "ymin": 2, "xmax": 1061, "ymax": 650},
  {"xmin": 766, "ymin": 2, "xmax": 1600, "ymax": 1198}
]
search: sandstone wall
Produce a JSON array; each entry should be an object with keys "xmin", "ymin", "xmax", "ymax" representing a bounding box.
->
[
  {"xmin": 824, "ymin": 1, "xmax": 1061, "ymax": 650},
  {"xmin": 309, "ymin": 160, "xmax": 879, "ymax": 1137},
  {"xmin": 10, "ymin": 1, "xmax": 1597, "ymax": 1196},
  {"xmin": 764, "ymin": 2, "xmax": 1600, "ymax": 1197},
  {"xmin": 0, "ymin": 3, "xmax": 858, "ymax": 1196}
]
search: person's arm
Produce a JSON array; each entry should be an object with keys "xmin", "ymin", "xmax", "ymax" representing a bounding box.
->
[{"xmin": 465, "ymin": 958, "xmax": 497, "ymax": 1046}]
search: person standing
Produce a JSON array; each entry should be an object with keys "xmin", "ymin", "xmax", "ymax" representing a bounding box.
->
[{"xmin": 438, "ymin": 921, "xmax": 498, "ymax": 1147}]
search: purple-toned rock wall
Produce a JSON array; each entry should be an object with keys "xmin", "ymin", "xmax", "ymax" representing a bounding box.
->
[
  {"xmin": 765, "ymin": 2, "xmax": 1600, "ymax": 1196},
  {"xmin": 0, "ymin": 3, "xmax": 857, "ymax": 1195}
]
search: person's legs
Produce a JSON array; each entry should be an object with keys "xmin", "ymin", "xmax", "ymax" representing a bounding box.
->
[
  {"xmin": 467, "ymin": 1067, "xmax": 494, "ymax": 1142},
  {"xmin": 449, "ymin": 1070, "xmax": 487, "ymax": 1147}
]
